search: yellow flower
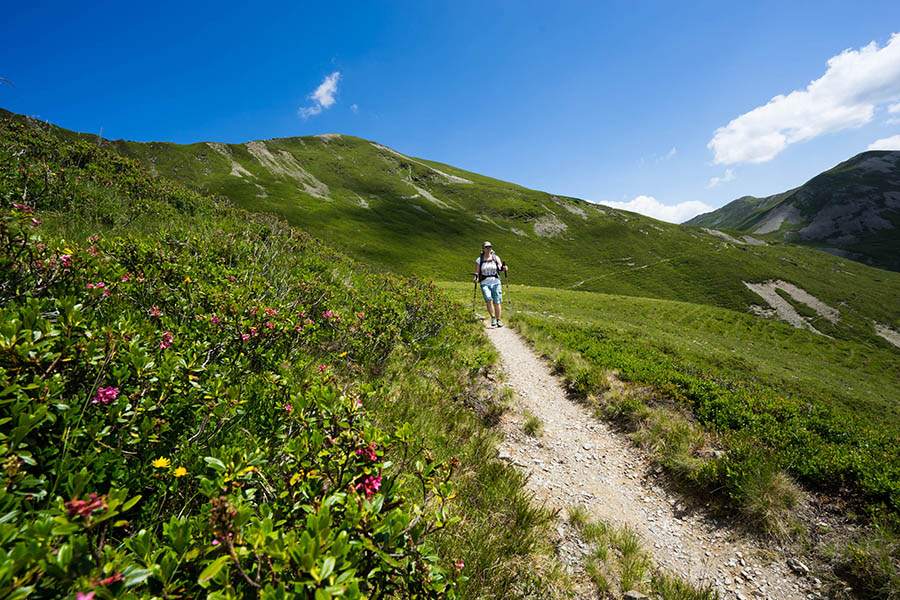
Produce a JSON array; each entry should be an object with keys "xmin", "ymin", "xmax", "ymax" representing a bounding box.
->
[
  {"xmin": 152, "ymin": 457, "xmax": 171, "ymax": 469},
  {"xmin": 173, "ymin": 466, "xmax": 188, "ymax": 478}
]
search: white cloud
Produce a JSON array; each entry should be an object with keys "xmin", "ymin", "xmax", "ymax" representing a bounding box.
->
[
  {"xmin": 665, "ymin": 146, "xmax": 677, "ymax": 159},
  {"xmin": 599, "ymin": 195, "xmax": 713, "ymax": 224},
  {"xmin": 889, "ymin": 103, "xmax": 900, "ymax": 114},
  {"xmin": 298, "ymin": 72, "xmax": 341, "ymax": 119},
  {"xmin": 707, "ymin": 168, "xmax": 735, "ymax": 188},
  {"xmin": 868, "ymin": 134, "xmax": 900, "ymax": 150},
  {"xmin": 350, "ymin": 103, "xmax": 359, "ymax": 113},
  {"xmin": 709, "ymin": 32, "xmax": 900, "ymax": 164}
]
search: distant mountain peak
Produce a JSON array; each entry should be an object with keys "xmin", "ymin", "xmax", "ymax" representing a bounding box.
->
[{"xmin": 686, "ymin": 150, "xmax": 900, "ymax": 271}]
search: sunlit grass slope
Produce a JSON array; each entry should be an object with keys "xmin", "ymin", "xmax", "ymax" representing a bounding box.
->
[
  {"xmin": 3, "ymin": 109, "xmax": 898, "ymax": 350},
  {"xmin": 0, "ymin": 119, "xmax": 563, "ymax": 598},
  {"xmin": 441, "ymin": 280, "xmax": 900, "ymax": 510}
]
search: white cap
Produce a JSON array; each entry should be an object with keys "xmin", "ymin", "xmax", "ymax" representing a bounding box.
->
[{"xmin": 483, "ymin": 241, "xmax": 492, "ymax": 247}]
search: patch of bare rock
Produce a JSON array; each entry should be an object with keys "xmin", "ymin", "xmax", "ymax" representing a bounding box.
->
[{"xmin": 744, "ymin": 280, "xmax": 839, "ymax": 334}]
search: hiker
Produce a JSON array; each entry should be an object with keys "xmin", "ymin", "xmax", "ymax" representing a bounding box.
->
[{"xmin": 474, "ymin": 241, "xmax": 508, "ymax": 327}]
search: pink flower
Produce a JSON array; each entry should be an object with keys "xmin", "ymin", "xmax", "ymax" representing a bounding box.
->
[
  {"xmin": 65, "ymin": 493, "xmax": 107, "ymax": 519},
  {"xmin": 210, "ymin": 316, "xmax": 220, "ymax": 325},
  {"xmin": 264, "ymin": 308, "xmax": 278, "ymax": 316},
  {"xmin": 12, "ymin": 202, "xmax": 34, "ymax": 214},
  {"xmin": 77, "ymin": 592, "xmax": 95, "ymax": 600},
  {"xmin": 86, "ymin": 282, "xmax": 106, "ymax": 290},
  {"xmin": 121, "ymin": 273, "xmax": 131, "ymax": 282},
  {"xmin": 317, "ymin": 364, "xmax": 327, "ymax": 372},
  {"xmin": 296, "ymin": 324, "xmax": 303, "ymax": 331},
  {"xmin": 30, "ymin": 218, "xmax": 42, "ymax": 227},
  {"xmin": 357, "ymin": 312, "xmax": 365, "ymax": 319},
  {"xmin": 160, "ymin": 331, "xmax": 173, "ymax": 349},
  {"xmin": 354, "ymin": 475, "xmax": 382, "ymax": 499},
  {"xmin": 226, "ymin": 275, "xmax": 235, "ymax": 282},
  {"xmin": 241, "ymin": 333, "xmax": 250, "ymax": 341},
  {"xmin": 149, "ymin": 305, "xmax": 162, "ymax": 317},
  {"xmin": 265, "ymin": 321, "xmax": 274, "ymax": 329},
  {"xmin": 355, "ymin": 442, "xmax": 377, "ymax": 462},
  {"xmin": 92, "ymin": 386, "xmax": 119, "ymax": 405},
  {"xmin": 93, "ymin": 572, "xmax": 124, "ymax": 586},
  {"xmin": 283, "ymin": 403, "xmax": 293, "ymax": 412},
  {"xmin": 249, "ymin": 327, "xmax": 258, "ymax": 337},
  {"xmin": 455, "ymin": 559, "xmax": 464, "ymax": 570},
  {"xmin": 60, "ymin": 254, "xmax": 73, "ymax": 267}
]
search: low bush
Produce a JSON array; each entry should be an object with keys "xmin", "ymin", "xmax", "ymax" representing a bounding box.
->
[{"xmin": 0, "ymin": 121, "xmax": 557, "ymax": 599}]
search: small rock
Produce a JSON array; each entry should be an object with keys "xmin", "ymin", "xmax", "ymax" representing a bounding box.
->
[
  {"xmin": 787, "ymin": 558, "xmax": 810, "ymax": 575},
  {"xmin": 498, "ymin": 451, "xmax": 511, "ymax": 460},
  {"xmin": 623, "ymin": 591, "xmax": 649, "ymax": 600}
]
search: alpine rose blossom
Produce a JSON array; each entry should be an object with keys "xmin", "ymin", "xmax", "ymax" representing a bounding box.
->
[
  {"xmin": 92, "ymin": 386, "xmax": 119, "ymax": 404},
  {"xmin": 355, "ymin": 442, "xmax": 377, "ymax": 461},
  {"xmin": 160, "ymin": 331, "xmax": 173, "ymax": 349},
  {"xmin": 354, "ymin": 475, "xmax": 382, "ymax": 499},
  {"xmin": 65, "ymin": 494, "xmax": 107, "ymax": 519}
]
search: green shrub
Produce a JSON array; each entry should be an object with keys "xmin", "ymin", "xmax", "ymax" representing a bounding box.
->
[{"xmin": 0, "ymin": 122, "xmax": 473, "ymax": 598}]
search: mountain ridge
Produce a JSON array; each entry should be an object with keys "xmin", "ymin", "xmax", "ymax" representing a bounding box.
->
[
  {"xmin": 4, "ymin": 107, "xmax": 900, "ymax": 350},
  {"xmin": 686, "ymin": 150, "xmax": 900, "ymax": 271}
]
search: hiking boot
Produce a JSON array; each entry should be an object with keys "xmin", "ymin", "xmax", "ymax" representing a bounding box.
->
[
  {"xmin": 491, "ymin": 318, "xmax": 497, "ymax": 327},
  {"xmin": 496, "ymin": 319, "xmax": 503, "ymax": 328}
]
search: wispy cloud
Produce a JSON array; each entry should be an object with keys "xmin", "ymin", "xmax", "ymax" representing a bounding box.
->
[
  {"xmin": 350, "ymin": 103, "xmax": 359, "ymax": 113},
  {"xmin": 665, "ymin": 146, "xmax": 677, "ymax": 159},
  {"xmin": 707, "ymin": 168, "xmax": 735, "ymax": 188},
  {"xmin": 868, "ymin": 134, "xmax": 900, "ymax": 150},
  {"xmin": 709, "ymin": 32, "xmax": 900, "ymax": 164},
  {"xmin": 889, "ymin": 103, "xmax": 900, "ymax": 114},
  {"xmin": 298, "ymin": 72, "xmax": 341, "ymax": 119},
  {"xmin": 600, "ymin": 195, "xmax": 712, "ymax": 224}
]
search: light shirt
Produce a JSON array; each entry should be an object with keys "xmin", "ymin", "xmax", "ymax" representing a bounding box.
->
[{"xmin": 476, "ymin": 252, "xmax": 503, "ymax": 285}]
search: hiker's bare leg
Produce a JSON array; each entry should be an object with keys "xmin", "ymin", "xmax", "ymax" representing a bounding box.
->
[
  {"xmin": 494, "ymin": 303, "xmax": 502, "ymax": 320},
  {"xmin": 484, "ymin": 301, "xmax": 495, "ymax": 318}
]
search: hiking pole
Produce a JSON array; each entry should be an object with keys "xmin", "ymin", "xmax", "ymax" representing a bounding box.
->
[
  {"xmin": 503, "ymin": 264, "xmax": 512, "ymax": 311},
  {"xmin": 471, "ymin": 274, "xmax": 478, "ymax": 320}
]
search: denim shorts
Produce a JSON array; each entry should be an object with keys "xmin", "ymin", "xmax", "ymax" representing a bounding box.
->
[{"xmin": 480, "ymin": 282, "xmax": 502, "ymax": 303}]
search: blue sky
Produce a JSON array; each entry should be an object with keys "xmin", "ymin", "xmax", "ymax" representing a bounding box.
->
[{"xmin": 4, "ymin": 1, "xmax": 900, "ymax": 222}]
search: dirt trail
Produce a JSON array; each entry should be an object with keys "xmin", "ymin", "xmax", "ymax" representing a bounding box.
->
[{"xmin": 484, "ymin": 323, "xmax": 817, "ymax": 600}]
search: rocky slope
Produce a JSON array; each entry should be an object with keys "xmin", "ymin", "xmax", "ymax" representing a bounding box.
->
[{"xmin": 686, "ymin": 151, "xmax": 900, "ymax": 271}]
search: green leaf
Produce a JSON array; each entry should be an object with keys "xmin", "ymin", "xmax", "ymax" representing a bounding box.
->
[
  {"xmin": 319, "ymin": 556, "xmax": 335, "ymax": 580},
  {"xmin": 198, "ymin": 555, "xmax": 230, "ymax": 586},
  {"xmin": 204, "ymin": 457, "xmax": 227, "ymax": 472},
  {"xmin": 122, "ymin": 565, "xmax": 153, "ymax": 587}
]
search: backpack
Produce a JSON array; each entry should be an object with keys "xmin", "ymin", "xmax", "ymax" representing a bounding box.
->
[{"xmin": 477, "ymin": 254, "xmax": 502, "ymax": 281}]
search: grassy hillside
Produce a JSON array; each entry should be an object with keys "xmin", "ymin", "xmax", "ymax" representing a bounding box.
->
[
  {"xmin": 0, "ymin": 119, "xmax": 570, "ymax": 598},
  {"xmin": 687, "ymin": 151, "xmax": 900, "ymax": 272},
  {"xmin": 440, "ymin": 280, "xmax": 900, "ymax": 597},
  {"xmin": 4, "ymin": 109, "xmax": 899, "ymax": 350}
]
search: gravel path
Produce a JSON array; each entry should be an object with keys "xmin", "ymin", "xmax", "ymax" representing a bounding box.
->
[{"xmin": 484, "ymin": 322, "xmax": 817, "ymax": 600}]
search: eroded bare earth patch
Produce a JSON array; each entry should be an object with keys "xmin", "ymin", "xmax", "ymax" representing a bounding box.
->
[{"xmin": 744, "ymin": 280, "xmax": 839, "ymax": 334}]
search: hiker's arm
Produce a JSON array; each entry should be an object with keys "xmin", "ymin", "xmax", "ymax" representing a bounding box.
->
[{"xmin": 473, "ymin": 261, "xmax": 480, "ymax": 283}]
